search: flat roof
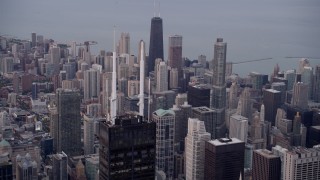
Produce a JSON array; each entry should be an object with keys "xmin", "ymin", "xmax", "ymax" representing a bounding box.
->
[{"xmin": 208, "ymin": 138, "xmax": 243, "ymax": 146}]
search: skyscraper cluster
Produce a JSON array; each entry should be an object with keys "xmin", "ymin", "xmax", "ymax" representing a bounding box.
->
[{"xmin": 0, "ymin": 7, "xmax": 320, "ymax": 180}]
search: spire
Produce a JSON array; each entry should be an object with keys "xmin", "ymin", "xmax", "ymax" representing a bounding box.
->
[
  {"xmin": 110, "ymin": 26, "xmax": 117, "ymax": 125},
  {"xmin": 139, "ymin": 40, "xmax": 145, "ymax": 116}
]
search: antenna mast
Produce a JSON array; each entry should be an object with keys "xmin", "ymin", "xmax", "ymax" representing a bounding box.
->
[
  {"xmin": 138, "ymin": 40, "xmax": 145, "ymax": 117},
  {"xmin": 110, "ymin": 26, "xmax": 117, "ymax": 125}
]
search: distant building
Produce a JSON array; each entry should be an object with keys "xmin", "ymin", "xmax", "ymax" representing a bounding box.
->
[
  {"xmin": 291, "ymin": 82, "xmax": 309, "ymax": 109},
  {"xmin": 229, "ymin": 115, "xmax": 248, "ymax": 142},
  {"xmin": 204, "ymin": 138, "xmax": 245, "ymax": 180},
  {"xmin": 168, "ymin": 35, "xmax": 182, "ymax": 76},
  {"xmin": 313, "ymin": 65, "xmax": 320, "ymax": 102},
  {"xmin": 148, "ymin": 16, "xmax": 164, "ymax": 76},
  {"xmin": 263, "ymin": 89, "xmax": 282, "ymax": 126},
  {"xmin": 0, "ymin": 153, "xmax": 13, "ymax": 180}
]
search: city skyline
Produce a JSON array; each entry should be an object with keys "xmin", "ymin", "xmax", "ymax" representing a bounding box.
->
[{"xmin": 1, "ymin": 0, "xmax": 320, "ymax": 76}]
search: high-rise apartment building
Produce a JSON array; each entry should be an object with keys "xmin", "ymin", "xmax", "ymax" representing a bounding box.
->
[
  {"xmin": 291, "ymin": 82, "xmax": 309, "ymax": 109},
  {"xmin": 228, "ymin": 82, "xmax": 238, "ymax": 109},
  {"xmin": 156, "ymin": 61, "xmax": 168, "ymax": 92},
  {"xmin": 314, "ymin": 65, "xmax": 320, "ymax": 102},
  {"xmin": 263, "ymin": 89, "xmax": 282, "ymax": 126},
  {"xmin": 119, "ymin": 32, "xmax": 130, "ymax": 55},
  {"xmin": 229, "ymin": 115, "xmax": 248, "ymax": 143},
  {"xmin": 204, "ymin": 138, "xmax": 245, "ymax": 180},
  {"xmin": 284, "ymin": 146, "xmax": 320, "ymax": 180},
  {"xmin": 152, "ymin": 109, "xmax": 175, "ymax": 179},
  {"xmin": 31, "ymin": 32, "xmax": 36, "ymax": 47},
  {"xmin": 55, "ymin": 89, "xmax": 82, "ymax": 156},
  {"xmin": 185, "ymin": 118, "xmax": 211, "ymax": 180},
  {"xmin": 237, "ymin": 87, "xmax": 253, "ymax": 122},
  {"xmin": 252, "ymin": 149, "xmax": 281, "ymax": 180},
  {"xmin": 51, "ymin": 152, "xmax": 68, "ymax": 180},
  {"xmin": 168, "ymin": 35, "xmax": 182, "ymax": 75},
  {"xmin": 192, "ymin": 106, "xmax": 225, "ymax": 140},
  {"xmin": 285, "ymin": 69, "xmax": 297, "ymax": 91},
  {"xmin": 148, "ymin": 16, "xmax": 164, "ymax": 76},
  {"xmin": 99, "ymin": 115, "xmax": 156, "ymax": 180},
  {"xmin": 84, "ymin": 68, "xmax": 101, "ymax": 101},
  {"xmin": 83, "ymin": 114, "xmax": 96, "ymax": 155},
  {"xmin": 211, "ymin": 38, "xmax": 227, "ymax": 109}
]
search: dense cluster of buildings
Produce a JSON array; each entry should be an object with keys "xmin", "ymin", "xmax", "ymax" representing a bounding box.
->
[{"xmin": 0, "ymin": 11, "xmax": 320, "ymax": 180}]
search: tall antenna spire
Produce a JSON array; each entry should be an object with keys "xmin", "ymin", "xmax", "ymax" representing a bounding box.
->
[
  {"xmin": 110, "ymin": 26, "xmax": 117, "ymax": 125},
  {"xmin": 158, "ymin": 2, "xmax": 160, "ymax": 17},
  {"xmin": 138, "ymin": 40, "xmax": 145, "ymax": 117},
  {"xmin": 153, "ymin": 0, "xmax": 156, "ymax": 17}
]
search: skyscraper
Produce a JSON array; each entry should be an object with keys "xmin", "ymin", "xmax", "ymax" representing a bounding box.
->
[
  {"xmin": 55, "ymin": 89, "xmax": 82, "ymax": 157},
  {"xmin": 252, "ymin": 149, "xmax": 281, "ymax": 180},
  {"xmin": 152, "ymin": 109, "xmax": 175, "ymax": 179},
  {"xmin": 236, "ymin": 87, "xmax": 253, "ymax": 122},
  {"xmin": 168, "ymin": 35, "xmax": 182, "ymax": 75},
  {"xmin": 263, "ymin": 89, "xmax": 282, "ymax": 126},
  {"xmin": 229, "ymin": 115, "xmax": 248, "ymax": 143},
  {"xmin": 119, "ymin": 32, "xmax": 130, "ymax": 55},
  {"xmin": 156, "ymin": 61, "xmax": 168, "ymax": 92},
  {"xmin": 211, "ymin": 38, "xmax": 227, "ymax": 109},
  {"xmin": 148, "ymin": 16, "xmax": 164, "ymax": 76},
  {"xmin": 283, "ymin": 146, "xmax": 320, "ymax": 180},
  {"xmin": 313, "ymin": 65, "xmax": 320, "ymax": 102},
  {"xmin": 185, "ymin": 118, "xmax": 211, "ymax": 180},
  {"xmin": 301, "ymin": 66, "xmax": 313, "ymax": 99},
  {"xmin": 31, "ymin": 32, "xmax": 36, "ymax": 47},
  {"xmin": 84, "ymin": 68, "xmax": 101, "ymax": 101},
  {"xmin": 52, "ymin": 152, "xmax": 68, "ymax": 180},
  {"xmin": 291, "ymin": 82, "xmax": 309, "ymax": 109},
  {"xmin": 99, "ymin": 115, "xmax": 156, "ymax": 179},
  {"xmin": 192, "ymin": 106, "xmax": 225, "ymax": 139},
  {"xmin": 204, "ymin": 138, "xmax": 245, "ymax": 180}
]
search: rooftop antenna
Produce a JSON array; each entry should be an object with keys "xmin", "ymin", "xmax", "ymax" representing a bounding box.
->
[
  {"xmin": 110, "ymin": 26, "xmax": 117, "ymax": 125},
  {"xmin": 158, "ymin": 2, "xmax": 160, "ymax": 17},
  {"xmin": 153, "ymin": 0, "xmax": 156, "ymax": 17},
  {"xmin": 138, "ymin": 40, "xmax": 145, "ymax": 117}
]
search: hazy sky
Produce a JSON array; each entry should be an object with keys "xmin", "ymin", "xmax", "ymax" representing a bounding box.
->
[{"xmin": 1, "ymin": 0, "xmax": 320, "ymax": 75}]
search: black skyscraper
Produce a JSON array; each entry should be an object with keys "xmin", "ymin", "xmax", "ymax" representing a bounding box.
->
[
  {"xmin": 99, "ymin": 115, "xmax": 156, "ymax": 180},
  {"xmin": 148, "ymin": 17, "xmax": 164, "ymax": 76}
]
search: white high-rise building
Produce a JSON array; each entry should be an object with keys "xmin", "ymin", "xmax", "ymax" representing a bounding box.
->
[
  {"xmin": 84, "ymin": 68, "xmax": 101, "ymax": 101},
  {"xmin": 291, "ymin": 82, "xmax": 308, "ymax": 109},
  {"xmin": 156, "ymin": 61, "xmax": 168, "ymax": 92},
  {"xmin": 284, "ymin": 146, "xmax": 320, "ymax": 180},
  {"xmin": 185, "ymin": 118, "xmax": 211, "ymax": 180},
  {"xmin": 153, "ymin": 109, "xmax": 175, "ymax": 179},
  {"xmin": 229, "ymin": 114, "xmax": 248, "ymax": 143}
]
